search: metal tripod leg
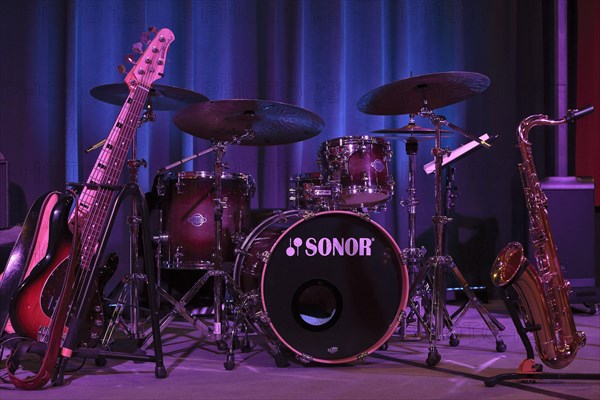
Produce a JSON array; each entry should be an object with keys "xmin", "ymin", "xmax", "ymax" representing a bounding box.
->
[
  {"xmin": 223, "ymin": 279, "xmax": 289, "ymax": 370},
  {"xmin": 140, "ymin": 269, "xmax": 219, "ymax": 349},
  {"xmin": 447, "ymin": 260, "xmax": 506, "ymax": 352},
  {"xmin": 399, "ymin": 248, "xmax": 428, "ymax": 340}
]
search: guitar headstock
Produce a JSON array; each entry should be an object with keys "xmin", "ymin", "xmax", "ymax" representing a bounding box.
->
[{"xmin": 124, "ymin": 28, "xmax": 175, "ymax": 91}]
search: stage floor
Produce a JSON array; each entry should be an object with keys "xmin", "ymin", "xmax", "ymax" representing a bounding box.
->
[{"xmin": 1, "ymin": 301, "xmax": 599, "ymax": 400}]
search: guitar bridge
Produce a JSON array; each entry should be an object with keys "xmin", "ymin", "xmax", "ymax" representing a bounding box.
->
[{"xmin": 37, "ymin": 326, "xmax": 50, "ymax": 343}]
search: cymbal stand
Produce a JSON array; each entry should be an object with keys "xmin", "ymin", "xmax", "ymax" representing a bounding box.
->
[
  {"xmin": 127, "ymin": 104, "xmax": 155, "ymax": 340},
  {"xmin": 418, "ymin": 106, "xmax": 505, "ymax": 367},
  {"xmin": 398, "ymin": 135, "xmax": 427, "ymax": 340}
]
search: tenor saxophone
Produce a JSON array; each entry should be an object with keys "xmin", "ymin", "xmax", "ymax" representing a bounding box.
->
[{"xmin": 491, "ymin": 106, "xmax": 594, "ymax": 369}]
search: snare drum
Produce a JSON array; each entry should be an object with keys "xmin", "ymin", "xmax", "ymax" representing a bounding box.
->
[
  {"xmin": 288, "ymin": 172, "xmax": 333, "ymax": 211},
  {"xmin": 319, "ymin": 136, "xmax": 394, "ymax": 209},
  {"xmin": 234, "ymin": 210, "xmax": 408, "ymax": 364},
  {"xmin": 157, "ymin": 171, "xmax": 255, "ymax": 268}
]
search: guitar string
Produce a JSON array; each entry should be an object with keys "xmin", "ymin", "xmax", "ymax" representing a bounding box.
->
[{"xmin": 65, "ymin": 38, "xmax": 160, "ymax": 344}]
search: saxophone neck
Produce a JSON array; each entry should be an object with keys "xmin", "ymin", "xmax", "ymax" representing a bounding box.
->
[
  {"xmin": 517, "ymin": 105, "xmax": 594, "ymax": 145},
  {"xmin": 517, "ymin": 114, "xmax": 560, "ymax": 146}
]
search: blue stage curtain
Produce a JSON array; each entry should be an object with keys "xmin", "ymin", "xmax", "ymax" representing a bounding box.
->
[{"xmin": 0, "ymin": 0, "xmax": 554, "ymax": 289}]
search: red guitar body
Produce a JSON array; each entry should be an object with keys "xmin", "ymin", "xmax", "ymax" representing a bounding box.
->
[{"xmin": 9, "ymin": 195, "xmax": 108, "ymax": 347}]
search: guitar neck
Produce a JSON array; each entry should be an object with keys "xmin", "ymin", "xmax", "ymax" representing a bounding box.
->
[{"xmin": 74, "ymin": 85, "xmax": 149, "ymax": 270}]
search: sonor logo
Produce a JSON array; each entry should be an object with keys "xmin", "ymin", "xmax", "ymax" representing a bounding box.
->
[{"xmin": 286, "ymin": 237, "xmax": 374, "ymax": 257}]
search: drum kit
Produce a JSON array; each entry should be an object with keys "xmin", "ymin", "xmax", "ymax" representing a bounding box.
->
[{"xmin": 89, "ymin": 71, "xmax": 505, "ymax": 369}]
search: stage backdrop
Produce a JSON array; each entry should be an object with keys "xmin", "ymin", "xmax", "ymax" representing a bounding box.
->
[{"xmin": 0, "ymin": 0, "xmax": 580, "ymax": 294}]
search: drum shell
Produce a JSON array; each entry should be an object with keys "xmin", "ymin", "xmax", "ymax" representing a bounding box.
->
[
  {"xmin": 319, "ymin": 136, "xmax": 394, "ymax": 209},
  {"xmin": 159, "ymin": 171, "xmax": 254, "ymax": 268},
  {"xmin": 288, "ymin": 172, "xmax": 333, "ymax": 211}
]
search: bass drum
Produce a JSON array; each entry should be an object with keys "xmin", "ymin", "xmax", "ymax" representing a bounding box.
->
[{"xmin": 234, "ymin": 210, "xmax": 408, "ymax": 364}]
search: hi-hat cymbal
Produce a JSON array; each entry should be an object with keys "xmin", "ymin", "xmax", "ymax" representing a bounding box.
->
[
  {"xmin": 372, "ymin": 134, "xmax": 449, "ymax": 142},
  {"xmin": 371, "ymin": 123, "xmax": 450, "ymax": 134},
  {"xmin": 90, "ymin": 84, "xmax": 209, "ymax": 111},
  {"xmin": 357, "ymin": 71, "xmax": 490, "ymax": 115},
  {"xmin": 173, "ymin": 99, "xmax": 325, "ymax": 145}
]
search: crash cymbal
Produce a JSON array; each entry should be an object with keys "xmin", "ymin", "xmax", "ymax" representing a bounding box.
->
[
  {"xmin": 173, "ymin": 99, "xmax": 324, "ymax": 145},
  {"xmin": 371, "ymin": 123, "xmax": 450, "ymax": 134},
  {"xmin": 90, "ymin": 84, "xmax": 209, "ymax": 111},
  {"xmin": 357, "ymin": 71, "xmax": 490, "ymax": 115}
]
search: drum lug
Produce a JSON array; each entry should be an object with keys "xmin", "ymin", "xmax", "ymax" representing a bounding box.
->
[
  {"xmin": 356, "ymin": 352, "xmax": 369, "ymax": 362},
  {"xmin": 300, "ymin": 210, "xmax": 315, "ymax": 220},
  {"xmin": 174, "ymin": 246, "xmax": 184, "ymax": 267},
  {"xmin": 361, "ymin": 172, "xmax": 369, "ymax": 184},
  {"xmin": 258, "ymin": 251, "xmax": 271, "ymax": 263},
  {"xmin": 296, "ymin": 353, "xmax": 313, "ymax": 364},
  {"xmin": 156, "ymin": 178, "xmax": 165, "ymax": 196},
  {"xmin": 357, "ymin": 212, "xmax": 371, "ymax": 222},
  {"xmin": 175, "ymin": 174, "xmax": 185, "ymax": 194},
  {"xmin": 257, "ymin": 310, "xmax": 271, "ymax": 325}
]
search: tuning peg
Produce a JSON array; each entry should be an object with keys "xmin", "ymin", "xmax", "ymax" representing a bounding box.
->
[
  {"xmin": 132, "ymin": 42, "xmax": 143, "ymax": 54},
  {"xmin": 125, "ymin": 53, "xmax": 137, "ymax": 64},
  {"xmin": 117, "ymin": 64, "xmax": 127, "ymax": 74},
  {"xmin": 139, "ymin": 31, "xmax": 151, "ymax": 45}
]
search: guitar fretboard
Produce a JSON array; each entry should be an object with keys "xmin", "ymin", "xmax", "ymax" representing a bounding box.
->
[{"xmin": 73, "ymin": 85, "xmax": 149, "ymax": 271}]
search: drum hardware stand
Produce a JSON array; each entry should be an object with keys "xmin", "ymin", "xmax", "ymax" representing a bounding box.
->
[
  {"xmin": 143, "ymin": 131, "xmax": 257, "ymax": 351},
  {"xmin": 222, "ymin": 284, "xmax": 290, "ymax": 370},
  {"xmin": 56, "ymin": 180, "xmax": 166, "ymax": 382},
  {"xmin": 398, "ymin": 135, "xmax": 428, "ymax": 340},
  {"xmin": 415, "ymin": 105, "xmax": 505, "ymax": 367}
]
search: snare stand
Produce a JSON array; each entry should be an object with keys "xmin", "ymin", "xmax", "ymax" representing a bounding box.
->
[
  {"xmin": 418, "ymin": 106, "xmax": 505, "ymax": 367},
  {"xmin": 141, "ymin": 133, "xmax": 248, "ymax": 348}
]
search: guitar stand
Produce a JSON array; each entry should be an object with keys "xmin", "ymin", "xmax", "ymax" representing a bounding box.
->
[
  {"xmin": 484, "ymin": 287, "xmax": 600, "ymax": 387},
  {"xmin": 52, "ymin": 181, "xmax": 167, "ymax": 385}
]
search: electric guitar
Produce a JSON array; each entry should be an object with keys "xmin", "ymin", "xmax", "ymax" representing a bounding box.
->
[{"xmin": 7, "ymin": 28, "xmax": 174, "ymax": 388}]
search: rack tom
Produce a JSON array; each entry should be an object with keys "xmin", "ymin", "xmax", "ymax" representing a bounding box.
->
[
  {"xmin": 319, "ymin": 136, "xmax": 393, "ymax": 210},
  {"xmin": 288, "ymin": 172, "xmax": 333, "ymax": 211}
]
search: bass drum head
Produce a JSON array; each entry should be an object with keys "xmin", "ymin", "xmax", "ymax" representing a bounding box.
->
[{"xmin": 260, "ymin": 211, "xmax": 407, "ymax": 363}]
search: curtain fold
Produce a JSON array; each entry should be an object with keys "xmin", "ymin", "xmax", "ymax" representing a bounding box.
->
[{"xmin": 1, "ymin": 0, "xmax": 559, "ymax": 290}]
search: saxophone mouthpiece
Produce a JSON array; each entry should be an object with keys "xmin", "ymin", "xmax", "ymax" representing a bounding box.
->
[{"xmin": 566, "ymin": 105, "xmax": 594, "ymax": 122}]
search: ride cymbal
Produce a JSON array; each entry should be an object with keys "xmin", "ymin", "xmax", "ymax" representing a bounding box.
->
[
  {"xmin": 173, "ymin": 99, "xmax": 325, "ymax": 145},
  {"xmin": 357, "ymin": 71, "xmax": 490, "ymax": 115}
]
